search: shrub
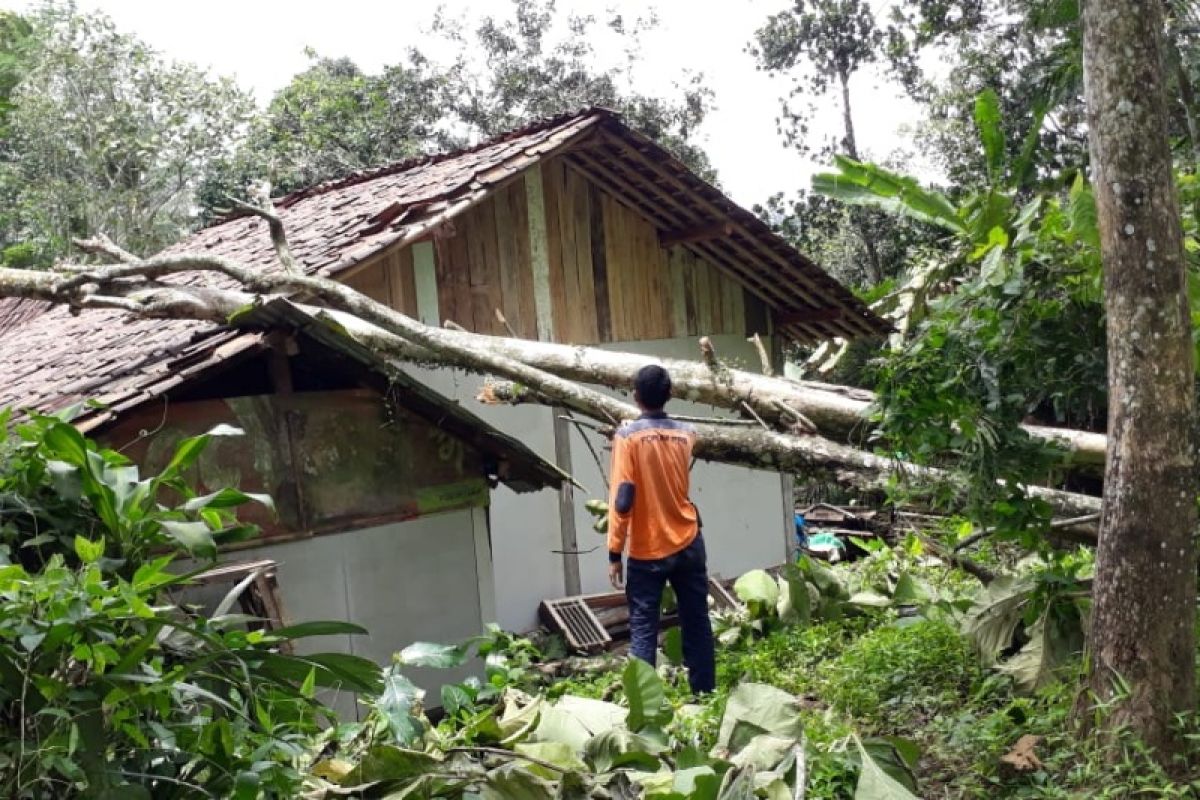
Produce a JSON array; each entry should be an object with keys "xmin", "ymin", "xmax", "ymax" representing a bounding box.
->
[{"xmin": 818, "ymin": 618, "xmax": 981, "ymax": 727}]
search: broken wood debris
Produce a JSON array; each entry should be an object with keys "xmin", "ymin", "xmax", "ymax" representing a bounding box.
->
[{"xmin": 539, "ymin": 575, "xmax": 741, "ymax": 653}]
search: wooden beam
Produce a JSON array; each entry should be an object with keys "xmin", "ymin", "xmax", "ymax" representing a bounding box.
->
[
  {"xmin": 597, "ymin": 131, "xmax": 879, "ymax": 339},
  {"xmin": 773, "ymin": 308, "xmax": 844, "ymax": 327},
  {"xmin": 412, "ymin": 241, "xmax": 439, "ymax": 326},
  {"xmin": 659, "ymin": 221, "xmax": 734, "ymax": 248}
]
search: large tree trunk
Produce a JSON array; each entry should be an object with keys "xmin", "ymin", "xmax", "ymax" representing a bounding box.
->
[
  {"xmin": 1079, "ymin": 0, "xmax": 1197, "ymax": 755},
  {"xmin": 839, "ymin": 67, "xmax": 884, "ymax": 284},
  {"xmin": 0, "ymin": 248, "xmax": 1107, "ymax": 534},
  {"xmin": 445, "ymin": 334, "xmax": 1107, "ymax": 472}
]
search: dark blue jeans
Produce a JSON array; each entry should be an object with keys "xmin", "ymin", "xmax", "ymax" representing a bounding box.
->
[{"xmin": 625, "ymin": 534, "xmax": 715, "ymax": 694}]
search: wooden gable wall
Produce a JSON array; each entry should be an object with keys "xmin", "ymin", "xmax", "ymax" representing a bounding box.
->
[{"xmin": 338, "ymin": 155, "xmax": 771, "ymax": 345}]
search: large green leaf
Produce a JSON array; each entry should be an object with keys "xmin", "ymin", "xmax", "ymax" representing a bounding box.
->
[
  {"xmin": 183, "ymin": 487, "xmax": 276, "ymax": 515},
  {"xmin": 481, "ymin": 764, "xmax": 557, "ymax": 800},
  {"xmin": 776, "ymin": 565, "xmax": 811, "ymax": 626},
  {"xmin": 269, "ymin": 620, "xmax": 368, "ymax": 640},
  {"xmin": 397, "ymin": 641, "xmax": 470, "ymax": 668},
  {"xmin": 715, "ymin": 765, "xmax": 757, "ymax": 800},
  {"xmin": 259, "ymin": 651, "xmax": 383, "ymax": 695},
  {"xmin": 813, "ymin": 156, "xmax": 967, "ymax": 235},
  {"xmin": 996, "ymin": 605, "xmax": 1085, "ymax": 692},
  {"xmin": 585, "ymin": 728, "xmax": 665, "ymax": 772},
  {"xmin": 1068, "ymin": 172, "xmax": 1100, "ymax": 249},
  {"xmin": 159, "ymin": 520, "xmax": 216, "ymax": 558},
  {"xmin": 376, "ymin": 667, "xmax": 425, "ymax": 745},
  {"xmin": 1012, "ymin": 101, "xmax": 1047, "ymax": 187},
  {"xmin": 514, "ymin": 741, "xmax": 587, "ymax": 780},
  {"xmin": 729, "ymin": 733, "xmax": 795, "ymax": 771},
  {"xmin": 623, "ymin": 658, "xmax": 672, "ymax": 731},
  {"xmin": 533, "ymin": 705, "xmax": 593, "ymax": 753},
  {"xmin": 961, "ymin": 575, "xmax": 1034, "ymax": 665},
  {"xmin": 859, "ymin": 737, "xmax": 920, "ymax": 793},
  {"xmin": 499, "ymin": 692, "xmax": 544, "ymax": 744},
  {"xmin": 974, "ymin": 89, "xmax": 1005, "ymax": 182},
  {"xmin": 854, "ymin": 736, "xmax": 920, "ymax": 799},
  {"xmin": 733, "ymin": 569, "xmax": 779, "ymax": 619},
  {"xmin": 662, "ymin": 627, "xmax": 684, "ymax": 666},
  {"xmin": 346, "ymin": 745, "xmax": 441, "ymax": 784},
  {"xmin": 554, "ymin": 695, "xmax": 627, "ymax": 734},
  {"xmin": 714, "ymin": 683, "xmax": 804, "ymax": 756}
]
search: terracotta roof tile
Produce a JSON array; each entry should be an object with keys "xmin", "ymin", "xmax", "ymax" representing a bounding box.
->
[{"xmin": 0, "ymin": 106, "xmax": 885, "ymax": 428}]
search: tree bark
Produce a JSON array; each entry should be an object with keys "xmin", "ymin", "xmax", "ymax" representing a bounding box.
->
[
  {"xmin": 839, "ymin": 67, "xmax": 884, "ymax": 284},
  {"xmin": 0, "ymin": 249, "xmax": 1106, "ymax": 533},
  {"xmin": 0, "ymin": 253, "xmax": 1103, "ymax": 474},
  {"xmin": 457, "ymin": 342, "xmax": 1107, "ymax": 472},
  {"xmin": 1079, "ymin": 0, "xmax": 1197, "ymax": 756},
  {"xmin": 481, "ymin": 377, "xmax": 1102, "ymax": 527}
]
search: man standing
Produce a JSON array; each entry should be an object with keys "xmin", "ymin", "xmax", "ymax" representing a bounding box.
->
[{"xmin": 607, "ymin": 364, "xmax": 715, "ymax": 694}]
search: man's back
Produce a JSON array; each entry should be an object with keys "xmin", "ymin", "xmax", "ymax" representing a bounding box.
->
[{"xmin": 607, "ymin": 412, "xmax": 698, "ymax": 561}]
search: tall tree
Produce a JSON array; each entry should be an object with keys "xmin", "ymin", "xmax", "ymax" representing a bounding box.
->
[
  {"xmin": 1079, "ymin": 0, "xmax": 1197, "ymax": 755},
  {"xmin": 198, "ymin": 52, "xmax": 454, "ymax": 208},
  {"xmin": 752, "ymin": 0, "xmax": 894, "ymax": 283},
  {"xmin": 0, "ymin": 4, "xmax": 253, "ymax": 265},
  {"xmin": 207, "ymin": 0, "xmax": 714, "ymax": 209},
  {"xmin": 433, "ymin": 0, "xmax": 712, "ymax": 176}
]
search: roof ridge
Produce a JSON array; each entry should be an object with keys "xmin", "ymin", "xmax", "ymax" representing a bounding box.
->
[{"xmin": 207, "ymin": 107, "xmax": 614, "ymax": 226}]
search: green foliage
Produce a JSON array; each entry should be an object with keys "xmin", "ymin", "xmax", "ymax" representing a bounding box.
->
[
  {"xmin": 198, "ymin": 52, "xmax": 451, "ymax": 206},
  {"xmin": 205, "ymin": 0, "xmax": 716, "ymax": 211},
  {"xmin": 814, "ymin": 94, "xmax": 1108, "ymax": 542},
  {"xmin": 751, "ymin": 0, "xmax": 891, "ymax": 159},
  {"xmin": 818, "ymin": 619, "xmax": 981, "ymax": 726},
  {"xmin": 0, "ymin": 411, "xmax": 270, "ymax": 570},
  {"xmin": 0, "ymin": 3, "xmax": 254, "ymax": 263},
  {"xmin": 0, "ymin": 406, "xmax": 377, "ymax": 798}
]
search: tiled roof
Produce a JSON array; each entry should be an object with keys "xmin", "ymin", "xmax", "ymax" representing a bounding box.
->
[
  {"xmin": 0, "ymin": 111, "xmax": 605, "ymax": 423},
  {"xmin": 0, "ymin": 107, "xmax": 885, "ymax": 431},
  {"xmin": 165, "ymin": 109, "xmax": 603, "ymax": 278}
]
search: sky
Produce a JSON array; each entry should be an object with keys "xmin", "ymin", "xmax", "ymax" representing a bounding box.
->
[{"xmin": 7, "ymin": 0, "xmax": 934, "ymax": 209}]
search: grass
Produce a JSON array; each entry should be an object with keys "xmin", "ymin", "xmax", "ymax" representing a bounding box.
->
[
  {"xmin": 649, "ymin": 608, "xmax": 1200, "ymax": 798},
  {"xmin": 511, "ymin": 547, "xmax": 1200, "ymax": 798}
]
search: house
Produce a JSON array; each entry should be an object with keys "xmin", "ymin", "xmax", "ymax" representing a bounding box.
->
[
  {"xmin": 0, "ymin": 297, "xmax": 564, "ymax": 703},
  {"xmin": 0, "ymin": 107, "xmax": 885, "ymax": 634}
]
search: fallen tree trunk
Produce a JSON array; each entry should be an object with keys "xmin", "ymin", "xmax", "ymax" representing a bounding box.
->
[
  {"xmin": 433, "ymin": 336, "xmax": 1107, "ymax": 472},
  {"xmin": 0, "ymin": 236, "xmax": 1101, "ymax": 536}
]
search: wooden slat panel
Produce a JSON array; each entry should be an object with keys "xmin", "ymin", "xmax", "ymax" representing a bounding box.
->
[
  {"xmin": 343, "ymin": 259, "xmax": 389, "ymax": 303},
  {"xmin": 435, "ymin": 228, "xmax": 473, "ymax": 331},
  {"xmin": 508, "ymin": 181, "xmax": 539, "ymax": 339},
  {"xmin": 642, "ymin": 211, "xmax": 672, "ymax": 340},
  {"xmin": 389, "ymin": 247, "xmax": 419, "ymax": 317},
  {"xmin": 413, "ymin": 241, "xmax": 439, "ymax": 325},
  {"xmin": 723, "ymin": 269, "xmax": 745, "ymax": 336},
  {"xmin": 567, "ymin": 167, "xmax": 599, "ymax": 343},
  {"xmin": 667, "ymin": 247, "xmax": 688, "ymax": 338},
  {"xmin": 693, "ymin": 250, "xmax": 712, "ymax": 334},
  {"xmin": 603, "ymin": 193, "xmax": 631, "ymax": 340},
  {"xmin": 467, "ymin": 200, "xmax": 504, "ymax": 335},
  {"xmin": 552, "ymin": 160, "xmax": 582, "ymax": 343},
  {"xmin": 524, "ymin": 164, "xmax": 555, "ymax": 341},
  {"xmin": 682, "ymin": 249, "xmax": 699, "ymax": 336},
  {"xmin": 494, "ymin": 183, "xmax": 523, "ymax": 336},
  {"xmin": 744, "ymin": 287, "xmax": 770, "ymax": 337},
  {"xmin": 588, "ymin": 183, "xmax": 613, "ymax": 342},
  {"xmin": 542, "ymin": 161, "xmax": 568, "ymax": 341},
  {"xmin": 705, "ymin": 261, "xmax": 724, "ymax": 333}
]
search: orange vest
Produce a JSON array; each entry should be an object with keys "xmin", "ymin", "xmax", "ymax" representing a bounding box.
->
[{"xmin": 607, "ymin": 413, "xmax": 699, "ymax": 561}]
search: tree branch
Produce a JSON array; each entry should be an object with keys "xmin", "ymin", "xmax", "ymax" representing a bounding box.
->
[{"xmin": 224, "ymin": 196, "xmax": 302, "ymax": 275}]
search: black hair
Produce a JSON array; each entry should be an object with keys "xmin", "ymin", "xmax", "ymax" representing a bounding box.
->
[{"xmin": 634, "ymin": 364, "xmax": 672, "ymax": 409}]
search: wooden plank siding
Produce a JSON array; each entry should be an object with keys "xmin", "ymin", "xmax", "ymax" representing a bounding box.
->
[
  {"xmin": 341, "ymin": 156, "xmax": 764, "ymax": 345},
  {"xmin": 341, "ymin": 246, "xmax": 419, "ymax": 317}
]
